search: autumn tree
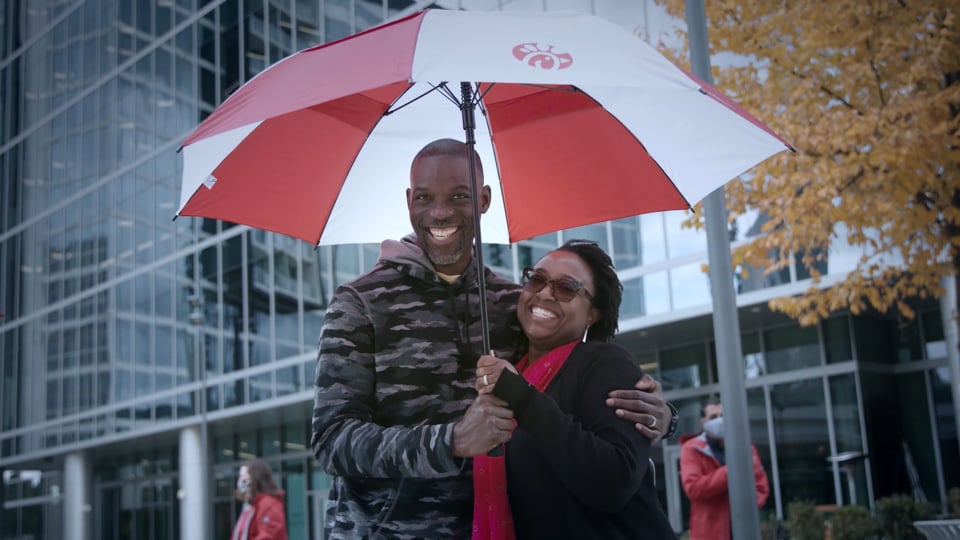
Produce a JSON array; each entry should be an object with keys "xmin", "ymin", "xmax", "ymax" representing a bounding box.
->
[{"xmin": 655, "ymin": 1, "xmax": 960, "ymax": 325}]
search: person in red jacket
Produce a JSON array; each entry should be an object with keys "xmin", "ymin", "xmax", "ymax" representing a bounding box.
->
[
  {"xmin": 680, "ymin": 398, "xmax": 769, "ymax": 540},
  {"xmin": 231, "ymin": 459, "xmax": 288, "ymax": 540}
]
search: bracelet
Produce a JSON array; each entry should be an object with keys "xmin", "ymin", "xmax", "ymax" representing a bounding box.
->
[{"xmin": 663, "ymin": 402, "xmax": 679, "ymax": 439}]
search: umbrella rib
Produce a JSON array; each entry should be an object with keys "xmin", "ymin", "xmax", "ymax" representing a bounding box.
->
[{"xmin": 385, "ymin": 82, "xmax": 459, "ymax": 116}]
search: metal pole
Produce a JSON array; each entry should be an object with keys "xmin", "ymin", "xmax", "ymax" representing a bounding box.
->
[
  {"xmin": 188, "ymin": 295, "xmax": 211, "ymax": 540},
  {"xmin": 684, "ymin": 2, "xmax": 762, "ymax": 538}
]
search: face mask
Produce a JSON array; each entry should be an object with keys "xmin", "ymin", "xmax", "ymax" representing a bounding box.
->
[
  {"xmin": 703, "ymin": 416, "xmax": 724, "ymax": 440},
  {"xmin": 237, "ymin": 478, "xmax": 250, "ymax": 494}
]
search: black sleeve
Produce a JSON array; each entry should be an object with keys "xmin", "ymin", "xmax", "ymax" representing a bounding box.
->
[{"xmin": 491, "ymin": 369, "xmax": 536, "ymax": 417}]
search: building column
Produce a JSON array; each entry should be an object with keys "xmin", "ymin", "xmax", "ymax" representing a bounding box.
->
[
  {"xmin": 940, "ymin": 274, "xmax": 960, "ymax": 459},
  {"xmin": 64, "ymin": 451, "xmax": 91, "ymax": 540},
  {"xmin": 178, "ymin": 426, "xmax": 209, "ymax": 540}
]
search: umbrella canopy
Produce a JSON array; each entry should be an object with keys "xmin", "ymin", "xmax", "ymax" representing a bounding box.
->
[{"xmin": 177, "ymin": 9, "xmax": 791, "ymax": 246}]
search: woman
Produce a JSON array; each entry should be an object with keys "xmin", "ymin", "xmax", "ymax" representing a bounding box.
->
[
  {"xmin": 473, "ymin": 240, "xmax": 676, "ymax": 539},
  {"xmin": 231, "ymin": 459, "xmax": 288, "ymax": 540}
]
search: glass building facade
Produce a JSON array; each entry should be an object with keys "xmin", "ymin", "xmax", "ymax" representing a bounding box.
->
[{"xmin": 1, "ymin": 1, "xmax": 956, "ymax": 538}]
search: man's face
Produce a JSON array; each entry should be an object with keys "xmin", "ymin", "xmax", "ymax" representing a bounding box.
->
[
  {"xmin": 701, "ymin": 403, "xmax": 722, "ymax": 429},
  {"xmin": 407, "ymin": 154, "xmax": 490, "ymax": 275}
]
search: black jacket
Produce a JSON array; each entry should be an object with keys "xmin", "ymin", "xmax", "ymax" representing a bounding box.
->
[{"xmin": 494, "ymin": 341, "xmax": 676, "ymax": 539}]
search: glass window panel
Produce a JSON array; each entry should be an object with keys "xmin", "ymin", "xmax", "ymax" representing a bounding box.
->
[
  {"xmin": 771, "ymin": 378, "xmax": 834, "ymax": 505},
  {"xmin": 155, "ymin": 271, "xmax": 174, "ymax": 318},
  {"xmin": 742, "ymin": 332, "xmax": 766, "ymax": 379},
  {"xmin": 853, "ymin": 315, "xmax": 897, "ymax": 364},
  {"xmin": 895, "ymin": 315, "xmax": 924, "ymax": 362},
  {"xmin": 79, "ymin": 374, "xmax": 93, "ymax": 410},
  {"xmin": 639, "ymin": 213, "xmax": 667, "ymax": 264},
  {"xmin": 822, "ymin": 316, "xmax": 852, "ymax": 364},
  {"xmin": 659, "ymin": 343, "xmax": 706, "ymax": 390},
  {"xmin": 670, "ymin": 262, "xmax": 710, "ymax": 310},
  {"xmin": 176, "ymin": 328, "xmax": 194, "ymax": 384},
  {"xmin": 135, "ymin": 322, "xmax": 152, "ymax": 366},
  {"xmin": 663, "ymin": 210, "xmax": 704, "ymax": 258},
  {"xmin": 746, "ymin": 387, "xmax": 774, "ymax": 517},
  {"xmin": 135, "ymin": 371, "xmax": 152, "ymax": 395},
  {"xmin": 117, "ymin": 369, "xmax": 133, "ymax": 401},
  {"xmin": 156, "ymin": 397, "xmax": 174, "ymax": 421},
  {"xmin": 611, "ymin": 216, "xmax": 641, "ymax": 269},
  {"xmin": 561, "ymin": 222, "xmax": 608, "ymax": 251},
  {"xmin": 277, "ymin": 365, "xmax": 299, "ymax": 396},
  {"xmin": 931, "ymin": 367, "xmax": 960, "ymax": 491},
  {"xmin": 895, "ymin": 372, "xmax": 940, "ymax": 507},
  {"xmin": 46, "ymin": 379, "xmax": 60, "ymax": 419},
  {"xmin": 641, "ymin": 271, "xmax": 670, "ymax": 316},
  {"xmin": 250, "ymin": 372, "xmax": 273, "ymax": 402},
  {"xmin": 325, "ymin": 0, "xmax": 352, "ymax": 42},
  {"xmin": 156, "ymin": 325, "xmax": 173, "ymax": 367},
  {"xmin": 921, "ymin": 308, "xmax": 945, "ymax": 359},
  {"xmin": 619, "ymin": 275, "xmax": 644, "ymax": 319},
  {"xmin": 763, "ymin": 325, "xmax": 820, "ymax": 374},
  {"xmin": 223, "ymin": 380, "xmax": 243, "ymax": 409},
  {"xmin": 206, "ymin": 385, "xmax": 219, "ymax": 414}
]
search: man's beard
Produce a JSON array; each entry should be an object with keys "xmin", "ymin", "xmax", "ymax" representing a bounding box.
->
[{"xmin": 425, "ymin": 243, "xmax": 467, "ymax": 268}]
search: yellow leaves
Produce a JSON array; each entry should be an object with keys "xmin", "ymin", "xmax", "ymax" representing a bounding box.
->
[{"xmin": 651, "ymin": 0, "xmax": 960, "ymax": 324}]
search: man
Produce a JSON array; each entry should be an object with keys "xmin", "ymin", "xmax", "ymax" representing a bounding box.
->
[
  {"xmin": 311, "ymin": 138, "xmax": 677, "ymax": 538},
  {"xmin": 680, "ymin": 397, "xmax": 769, "ymax": 540}
]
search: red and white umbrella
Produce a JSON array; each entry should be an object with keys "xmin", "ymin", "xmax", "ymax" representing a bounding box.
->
[{"xmin": 176, "ymin": 9, "xmax": 791, "ymax": 247}]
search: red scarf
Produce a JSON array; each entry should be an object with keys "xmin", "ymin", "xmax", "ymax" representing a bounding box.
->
[{"xmin": 471, "ymin": 340, "xmax": 580, "ymax": 540}]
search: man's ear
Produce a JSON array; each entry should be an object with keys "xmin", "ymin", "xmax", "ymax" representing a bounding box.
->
[
  {"xmin": 480, "ymin": 185, "xmax": 492, "ymax": 213},
  {"xmin": 406, "ymin": 187, "xmax": 413, "ymax": 209}
]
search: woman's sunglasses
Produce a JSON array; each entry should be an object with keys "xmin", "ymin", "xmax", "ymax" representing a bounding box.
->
[{"xmin": 521, "ymin": 267, "xmax": 593, "ymax": 303}]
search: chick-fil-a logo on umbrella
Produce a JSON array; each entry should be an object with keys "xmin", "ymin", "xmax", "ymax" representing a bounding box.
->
[{"xmin": 512, "ymin": 43, "xmax": 573, "ymax": 70}]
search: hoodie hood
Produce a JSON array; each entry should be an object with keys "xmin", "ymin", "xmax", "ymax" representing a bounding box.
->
[{"xmin": 379, "ymin": 234, "xmax": 480, "ymax": 286}]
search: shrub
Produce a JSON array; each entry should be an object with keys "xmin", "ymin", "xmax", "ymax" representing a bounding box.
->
[
  {"xmin": 949, "ymin": 487, "xmax": 960, "ymax": 517},
  {"xmin": 830, "ymin": 505, "xmax": 877, "ymax": 540},
  {"xmin": 785, "ymin": 500, "xmax": 825, "ymax": 540},
  {"xmin": 875, "ymin": 494, "xmax": 934, "ymax": 540},
  {"xmin": 760, "ymin": 513, "xmax": 784, "ymax": 540}
]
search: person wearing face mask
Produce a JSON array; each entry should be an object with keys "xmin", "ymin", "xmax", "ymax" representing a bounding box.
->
[
  {"xmin": 231, "ymin": 460, "xmax": 288, "ymax": 540},
  {"xmin": 679, "ymin": 398, "xmax": 769, "ymax": 540}
]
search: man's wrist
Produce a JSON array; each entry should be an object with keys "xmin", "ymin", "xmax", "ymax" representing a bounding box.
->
[{"xmin": 662, "ymin": 402, "xmax": 679, "ymax": 440}]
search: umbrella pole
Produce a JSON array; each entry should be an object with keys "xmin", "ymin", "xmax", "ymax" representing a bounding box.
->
[
  {"xmin": 459, "ymin": 82, "xmax": 491, "ymax": 356},
  {"xmin": 461, "ymin": 82, "xmax": 505, "ymax": 458}
]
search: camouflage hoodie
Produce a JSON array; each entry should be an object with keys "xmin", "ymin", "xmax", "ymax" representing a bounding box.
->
[{"xmin": 311, "ymin": 235, "xmax": 524, "ymax": 539}]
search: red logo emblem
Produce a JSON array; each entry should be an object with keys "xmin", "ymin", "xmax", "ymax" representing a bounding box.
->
[{"xmin": 512, "ymin": 43, "xmax": 573, "ymax": 70}]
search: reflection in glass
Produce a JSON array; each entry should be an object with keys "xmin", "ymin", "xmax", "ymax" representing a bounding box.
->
[
  {"xmin": 660, "ymin": 343, "xmax": 706, "ymax": 390},
  {"xmin": 829, "ymin": 374, "xmax": 868, "ymax": 505},
  {"xmin": 640, "ymin": 213, "xmax": 666, "ymax": 264},
  {"xmin": 853, "ymin": 315, "xmax": 896, "ymax": 364},
  {"xmin": 670, "ymin": 262, "xmax": 710, "ymax": 310},
  {"xmin": 764, "ymin": 325, "xmax": 820, "ymax": 374},
  {"xmin": 820, "ymin": 315, "xmax": 852, "ymax": 364},
  {"xmin": 663, "ymin": 210, "xmax": 704, "ymax": 258},
  {"xmin": 642, "ymin": 271, "xmax": 670, "ymax": 316},
  {"xmin": 921, "ymin": 309, "xmax": 946, "ymax": 359},
  {"xmin": 771, "ymin": 378, "xmax": 834, "ymax": 505},
  {"xmin": 931, "ymin": 367, "xmax": 960, "ymax": 492},
  {"xmin": 746, "ymin": 387, "xmax": 774, "ymax": 517},
  {"xmin": 742, "ymin": 333, "xmax": 765, "ymax": 378}
]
